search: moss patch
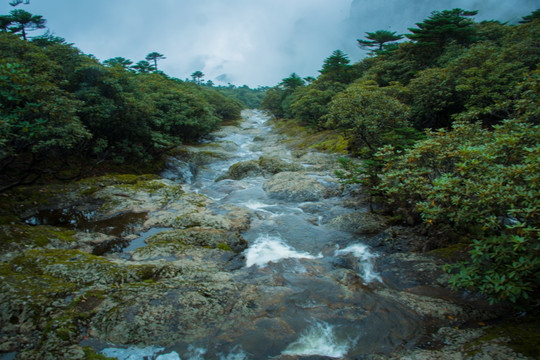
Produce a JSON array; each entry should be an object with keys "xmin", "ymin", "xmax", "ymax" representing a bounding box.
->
[
  {"xmin": 83, "ymin": 347, "xmax": 116, "ymax": 360},
  {"xmin": 465, "ymin": 314, "xmax": 540, "ymax": 358},
  {"xmin": 217, "ymin": 243, "xmax": 232, "ymax": 251},
  {"xmin": 0, "ymin": 223, "xmax": 77, "ymax": 253},
  {"xmin": 272, "ymin": 118, "xmax": 350, "ymax": 155},
  {"xmin": 76, "ymin": 173, "xmax": 161, "ymax": 197},
  {"xmin": 427, "ymin": 242, "xmax": 470, "ymax": 262},
  {"xmin": 0, "ymin": 184, "xmax": 63, "ymax": 218},
  {"xmin": 6, "ymin": 248, "xmax": 171, "ymax": 287}
]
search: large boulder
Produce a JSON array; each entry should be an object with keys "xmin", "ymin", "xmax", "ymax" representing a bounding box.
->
[
  {"xmin": 218, "ymin": 160, "xmax": 262, "ymax": 180},
  {"xmin": 131, "ymin": 226, "xmax": 248, "ymax": 260},
  {"xmin": 263, "ymin": 172, "xmax": 341, "ymax": 202},
  {"xmin": 327, "ymin": 212, "xmax": 386, "ymax": 234},
  {"xmin": 144, "ymin": 193, "xmax": 251, "ymax": 232},
  {"xmin": 217, "ymin": 156, "xmax": 303, "ymax": 181},
  {"xmin": 258, "ymin": 156, "xmax": 303, "ymax": 175},
  {"xmin": 86, "ymin": 272, "xmax": 266, "ymax": 348},
  {"xmin": 171, "ymin": 143, "xmax": 236, "ymax": 166}
]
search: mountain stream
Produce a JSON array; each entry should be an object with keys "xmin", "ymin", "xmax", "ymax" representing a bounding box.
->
[{"xmin": 94, "ymin": 110, "xmax": 439, "ymax": 359}]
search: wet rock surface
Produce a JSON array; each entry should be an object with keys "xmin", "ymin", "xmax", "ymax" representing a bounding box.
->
[
  {"xmin": 0, "ymin": 110, "xmax": 533, "ymax": 359},
  {"xmin": 263, "ymin": 172, "xmax": 341, "ymax": 202}
]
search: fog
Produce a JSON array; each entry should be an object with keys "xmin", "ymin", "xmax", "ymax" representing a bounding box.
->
[{"xmin": 1, "ymin": 0, "xmax": 537, "ymax": 87}]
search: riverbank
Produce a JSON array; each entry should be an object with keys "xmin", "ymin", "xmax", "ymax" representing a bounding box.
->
[{"xmin": 0, "ymin": 110, "xmax": 537, "ymax": 359}]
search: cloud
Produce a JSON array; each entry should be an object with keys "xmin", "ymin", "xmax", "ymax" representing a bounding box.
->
[{"xmin": 1, "ymin": 0, "xmax": 537, "ymax": 87}]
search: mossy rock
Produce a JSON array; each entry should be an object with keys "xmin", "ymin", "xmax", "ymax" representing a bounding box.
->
[
  {"xmin": 83, "ymin": 347, "xmax": 116, "ymax": 360},
  {"xmin": 145, "ymin": 227, "xmax": 248, "ymax": 253},
  {"xmin": 218, "ymin": 160, "xmax": 262, "ymax": 181},
  {"xmin": 76, "ymin": 174, "xmax": 159, "ymax": 193},
  {"xmin": 6, "ymin": 248, "xmax": 171, "ymax": 287},
  {"xmin": 0, "ymin": 223, "xmax": 77, "ymax": 254},
  {"xmin": 327, "ymin": 212, "xmax": 386, "ymax": 234},
  {"xmin": 464, "ymin": 314, "xmax": 540, "ymax": 358},
  {"xmin": 427, "ymin": 242, "xmax": 470, "ymax": 262},
  {"xmin": 258, "ymin": 156, "xmax": 303, "ymax": 174},
  {"xmin": 172, "ymin": 146, "xmax": 235, "ymax": 165},
  {"xmin": 0, "ymin": 183, "xmax": 64, "ymax": 219},
  {"xmin": 217, "ymin": 156, "xmax": 303, "ymax": 181}
]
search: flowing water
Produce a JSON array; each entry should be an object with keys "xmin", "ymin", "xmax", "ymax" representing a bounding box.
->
[{"xmin": 99, "ymin": 110, "xmax": 426, "ymax": 359}]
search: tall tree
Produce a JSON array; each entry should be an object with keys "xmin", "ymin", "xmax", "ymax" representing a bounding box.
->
[
  {"xmin": 0, "ymin": 15, "xmax": 11, "ymax": 31},
  {"xmin": 9, "ymin": 0, "xmax": 30, "ymax": 6},
  {"xmin": 320, "ymin": 50, "xmax": 350, "ymax": 74},
  {"xmin": 519, "ymin": 9, "xmax": 540, "ymax": 23},
  {"xmin": 191, "ymin": 70, "xmax": 204, "ymax": 84},
  {"xmin": 280, "ymin": 73, "xmax": 304, "ymax": 91},
  {"xmin": 6, "ymin": 9, "xmax": 46, "ymax": 40},
  {"xmin": 357, "ymin": 30, "xmax": 403, "ymax": 52},
  {"xmin": 406, "ymin": 8, "xmax": 478, "ymax": 62},
  {"xmin": 132, "ymin": 60, "xmax": 155, "ymax": 73},
  {"xmin": 319, "ymin": 50, "xmax": 353, "ymax": 83},
  {"xmin": 145, "ymin": 52, "xmax": 165, "ymax": 71},
  {"xmin": 104, "ymin": 57, "xmax": 133, "ymax": 69}
]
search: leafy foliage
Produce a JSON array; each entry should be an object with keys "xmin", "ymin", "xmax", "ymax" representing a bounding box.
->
[
  {"xmin": 357, "ymin": 30, "xmax": 403, "ymax": 53},
  {"xmin": 104, "ymin": 57, "xmax": 133, "ymax": 69},
  {"xmin": 520, "ymin": 8, "xmax": 540, "ymax": 23},
  {"xmin": 145, "ymin": 52, "xmax": 165, "ymax": 71},
  {"xmin": 289, "ymin": 84, "xmax": 343, "ymax": 127},
  {"xmin": 324, "ymin": 82, "xmax": 413, "ymax": 156},
  {"xmin": 3, "ymin": 8, "xmax": 46, "ymax": 40},
  {"xmin": 376, "ymin": 119, "xmax": 539, "ymax": 303},
  {"xmin": 213, "ymin": 84, "xmax": 267, "ymax": 109},
  {"xmin": 263, "ymin": 7, "xmax": 540, "ymax": 305},
  {"xmin": 191, "ymin": 70, "xmax": 204, "ymax": 84},
  {"xmin": 0, "ymin": 29, "xmax": 241, "ymax": 188},
  {"xmin": 407, "ymin": 8, "xmax": 478, "ymax": 63},
  {"xmin": 131, "ymin": 60, "xmax": 154, "ymax": 74}
]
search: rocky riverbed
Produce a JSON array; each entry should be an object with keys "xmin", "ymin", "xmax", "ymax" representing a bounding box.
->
[{"xmin": 0, "ymin": 110, "xmax": 536, "ymax": 359}]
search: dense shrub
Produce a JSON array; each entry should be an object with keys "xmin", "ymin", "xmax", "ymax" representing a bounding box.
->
[
  {"xmin": 376, "ymin": 119, "xmax": 540, "ymax": 303},
  {"xmin": 0, "ymin": 32, "xmax": 240, "ymax": 188},
  {"xmin": 324, "ymin": 83, "xmax": 413, "ymax": 155},
  {"xmin": 263, "ymin": 9, "xmax": 540, "ymax": 306}
]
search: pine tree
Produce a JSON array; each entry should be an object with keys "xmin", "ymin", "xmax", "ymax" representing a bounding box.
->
[{"xmin": 357, "ymin": 30, "xmax": 403, "ymax": 52}]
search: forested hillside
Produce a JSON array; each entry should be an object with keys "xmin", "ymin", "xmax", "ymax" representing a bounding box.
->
[
  {"xmin": 262, "ymin": 8, "xmax": 540, "ymax": 305},
  {"xmin": 0, "ymin": 8, "xmax": 268, "ymax": 191}
]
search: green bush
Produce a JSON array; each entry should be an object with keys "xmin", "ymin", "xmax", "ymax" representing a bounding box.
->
[
  {"xmin": 324, "ymin": 82, "xmax": 413, "ymax": 156},
  {"xmin": 376, "ymin": 119, "xmax": 540, "ymax": 303},
  {"xmin": 0, "ymin": 31, "xmax": 239, "ymax": 188},
  {"xmin": 289, "ymin": 82, "xmax": 345, "ymax": 128}
]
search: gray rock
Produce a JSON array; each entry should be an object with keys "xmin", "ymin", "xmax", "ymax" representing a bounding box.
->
[
  {"xmin": 263, "ymin": 172, "xmax": 341, "ymax": 202},
  {"xmin": 217, "ymin": 156, "xmax": 303, "ymax": 181},
  {"xmin": 144, "ymin": 193, "xmax": 250, "ymax": 231},
  {"xmin": 172, "ymin": 143, "xmax": 236, "ymax": 166},
  {"xmin": 140, "ymin": 226, "xmax": 248, "ymax": 253},
  {"xmin": 217, "ymin": 160, "xmax": 262, "ymax": 180},
  {"xmin": 258, "ymin": 156, "xmax": 303, "ymax": 175},
  {"xmin": 327, "ymin": 212, "xmax": 386, "ymax": 234}
]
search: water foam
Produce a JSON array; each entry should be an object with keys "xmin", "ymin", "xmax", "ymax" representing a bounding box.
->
[
  {"xmin": 335, "ymin": 244, "xmax": 381, "ymax": 283},
  {"xmin": 101, "ymin": 346, "xmax": 180, "ymax": 360},
  {"xmin": 245, "ymin": 234, "xmax": 321, "ymax": 267},
  {"xmin": 281, "ymin": 321, "xmax": 351, "ymax": 358},
  {"xmin": 219, "ymin": 347, "xmax": 248, "ymax": 360},
  {"xmin": 242, "ymin": 200, "xmax": 272, "ymax": 211}
]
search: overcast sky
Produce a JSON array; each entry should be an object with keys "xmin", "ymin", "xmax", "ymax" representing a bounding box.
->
[{"xmin": 1, "ymin": 0, "xmax": 537, "ymax": 87}]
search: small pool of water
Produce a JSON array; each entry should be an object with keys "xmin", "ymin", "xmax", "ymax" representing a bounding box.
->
[
  {"xmin": 119, "ymin": 227, "xmax": 173, "ymax": 258},
  {"xmin": 25, "ymin": 207, "xmax": 148, "ymax": 238}
]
